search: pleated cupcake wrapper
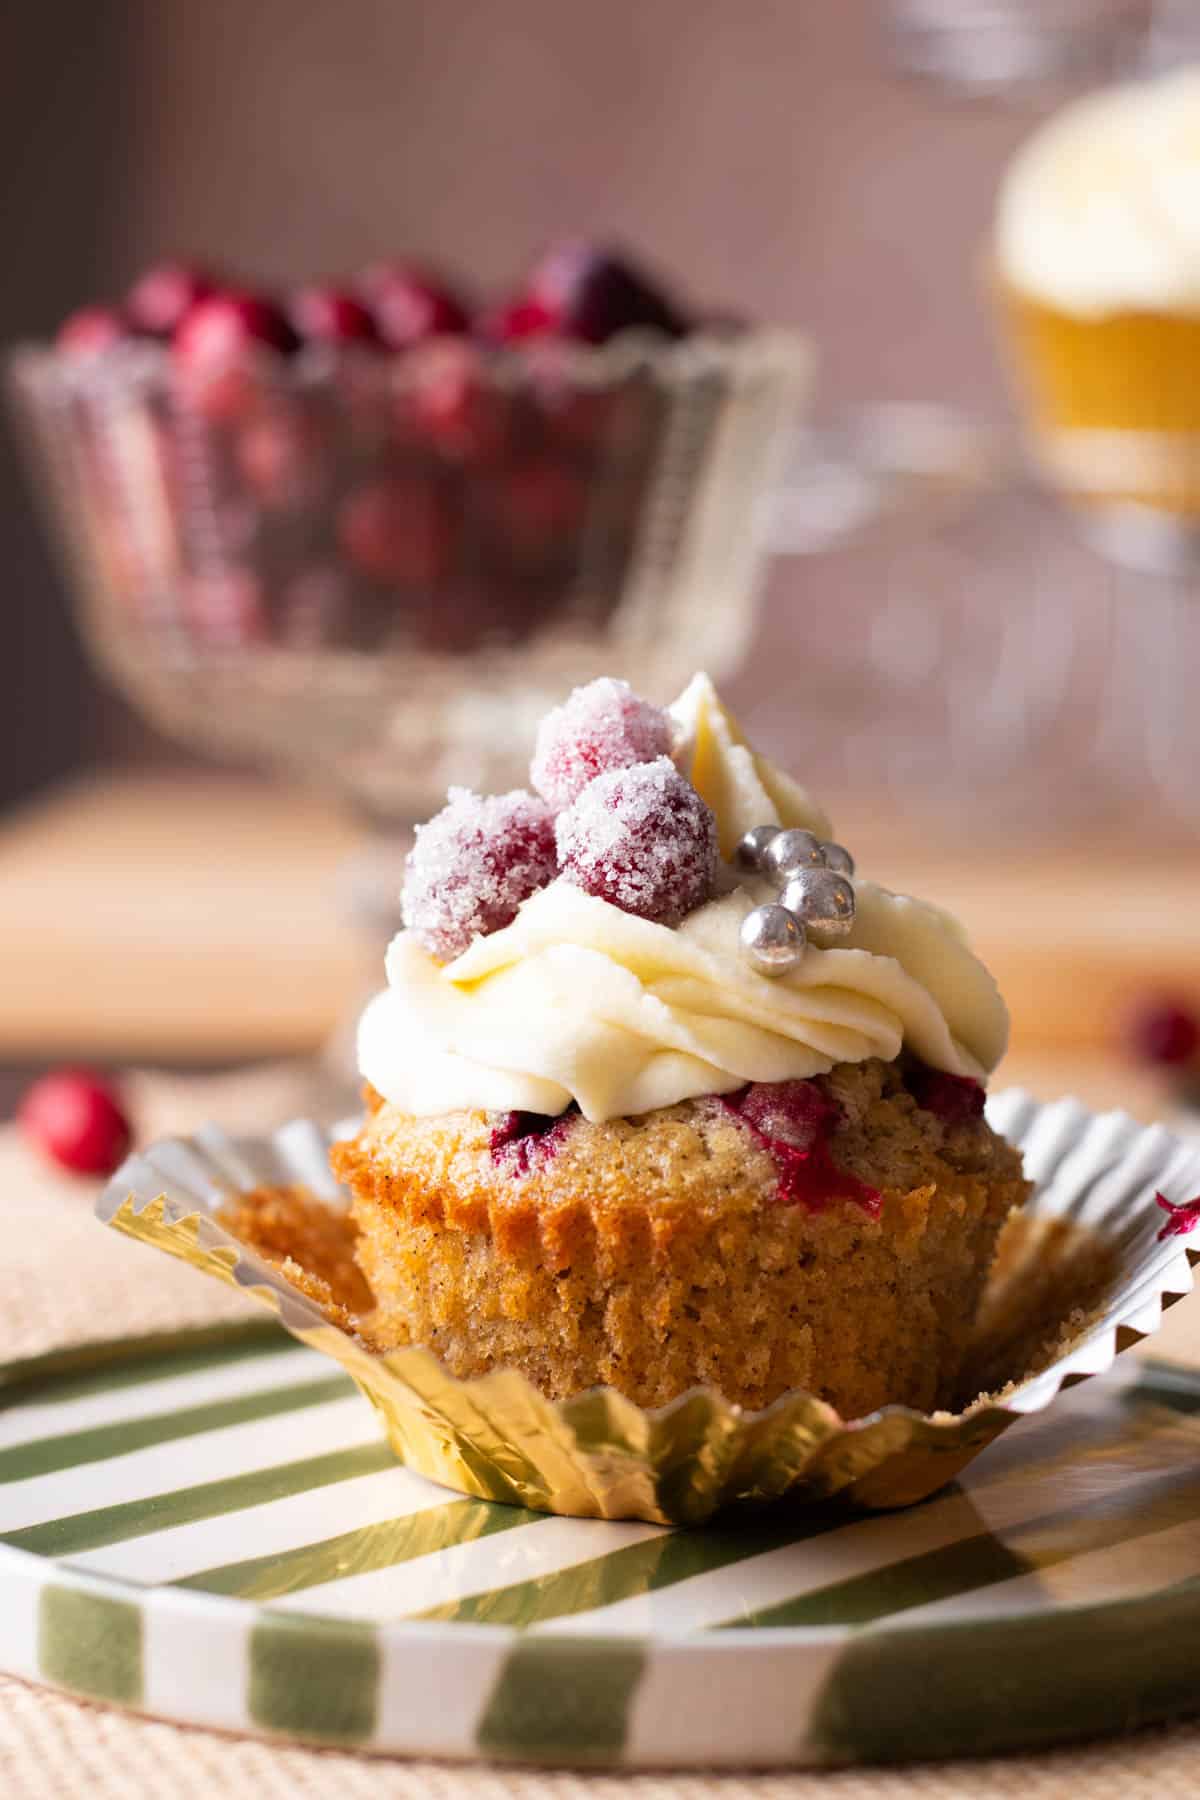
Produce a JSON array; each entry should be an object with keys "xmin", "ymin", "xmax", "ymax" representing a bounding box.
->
[{"xmin": 96, "ymin": 1090, "xmax": 1200, "ymax": 1526}]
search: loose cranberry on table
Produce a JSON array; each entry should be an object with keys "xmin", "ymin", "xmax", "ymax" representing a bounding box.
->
[
  {"xmin": 1124, "ymin": 997, "xmax": 1200, "ymax": 1068},
  {"xmin": 337, "ymin": 475, "xmax": 454, "ymax": 588},
  {"xmin": 56, "ymin": 305, "xmax": 132, "ymax": 357},
  {"xmin": 288, "ymin": 283, "xmax": 380, "ymax": 348},
  {"xmin": 126, "ymin": 261, "xmax": 217, "ymax": 337},
  {"xmin": 500, "ymin": 243, "xmax": 689, "ymax": 345},
  {"xmin": 361, "ymin": 264, "xmax": 471, "ymax": 350},
  {"xmin": 19, "ymin": 1069, "xmax": 133, "ymax": 1177}
]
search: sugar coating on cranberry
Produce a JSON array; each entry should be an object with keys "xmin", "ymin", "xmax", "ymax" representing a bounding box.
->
[
  {"xmin": 555, "ymin": 757, "xmax": 716, "ymax": 925},
  {"xmin": 531, "ymin": 676, "xmax": 672, "ymax": 811},
  {"xmin": 403, "ymin": 787, "xmax": 557, "ymax": 962}
]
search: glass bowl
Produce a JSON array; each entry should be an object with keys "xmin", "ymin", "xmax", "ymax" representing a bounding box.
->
[{"xmin": 9, "ymin": 329, "xmax": 811, "ymax": 825}]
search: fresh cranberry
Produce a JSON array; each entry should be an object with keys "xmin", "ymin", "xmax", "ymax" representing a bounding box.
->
[
  {"xmin": 56, "ymin": 305, "xmax": 131, "ymax": 356},
  {"xmin": 1156, "ymin": 1190, "xmax": 1200, "ymax": 1241},
  {"xmin": 126, "ymin": 261, "xmax": 217, "ymax": 337},
  {"xmin": 723, "ymin": 1081, "xmax": 881, "ymax": 1216},
  {"xmin": 513, "ymin": 243, "xmax": 689, "ymax": 345},
  {"xmin": 362, "ymin": 264, "xmax": 471, "ymax": 349},
  {"xmin": 234, "ymin": 410, "xmax": 326, "ymax": 505},
  {"xmin": 531, "ymin": 675, "xmax": 672, "ymax": 811},
  {"xmin": 489, "ymin": 1108, "xmax": 576, "ymax": 1176},
  {"xmin": 488, "ymin": 461, "xmax": 587, "ymax": 563},
  {"xmin": 19, "ymin": 1068, "xmax": 132, "ymax": 1177},
  {"xmin": 183, "ymin": 570, "xmax": 269, "ymax": 648},
  {"xmin": 174, "ymin": 291, "xmax": 300, "ymax": 363},
  {"xmin": 479, "ymin": 296, "xmax": 558, "ymax": 346},
  {"xmin": 173, "ymin": 291, "xmax": 299, "ymax": 421},
  {"xmin": 555, "ymin": 757, "xmax": 716, "ymax": 925},
  {"xmin": 337, "ymin": 476, "xmax": 454, "ymax": 587},
  {"xmin": 907, "ymin": 1062, "xmax": 986, "ymax": 1127},
  {"xmin": 1125, "ymin": 997, "xmax": 1200, "ymax": 1068},
  {"xmin": 409, "ymin": 343, "xmax": 507, "ymax": 462},
  {"xmin": 289, "ymin": 283, "xmax": 380, "ymax": 348},
  {"xmin": 403, "ymin": 787, "xmax": 557, "ymax": 961}
]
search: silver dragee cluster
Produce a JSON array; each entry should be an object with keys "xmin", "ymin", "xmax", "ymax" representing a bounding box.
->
[{"xmin": 736, "ymin": 825, "xmax": 857, "ymax": 977}]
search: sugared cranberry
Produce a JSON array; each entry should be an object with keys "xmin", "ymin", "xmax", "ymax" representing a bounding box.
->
[
  {"xmin": 1125, "ymin": 997, "xmax": 1200, "ymax": 1068},
  {"xmin": 489, "ymin": 1107, "xmax": 576, "ymax": 1176},
  {"xmin": 337, "ymin": 476, "xmax": 453, "ymax": 587},
  {"xmin": 514, "ymin": 243, "xmax": 689, "ymax": 345},
  {"xmin": 403, "ymin": 787, "xmax": 557, "ymax": 962},
  {"xmin": 126, "ymin": 261, "xmax": 217, "ymax": 337},
  {"xmin": 723, "ymin": 1080, "xmax": 881, "ymax": 1216},
  {"xmin": 19, "ymin": 1068, "xmax": 132, "ymax": 1177},
  {"xmin": 234, "ymin": 410, "xmax": 325, "ymax": 506},
  {"xmin": 56, "ymin": 305, "xmax": 131, "ymax": 357},
  {"xmin": 362, "ymin": 264, "xmax": 471, "ymax": 349},
  {"xmin": 289, "ymin": 283, "xmax": 380, "ymax": 348},
  {"xmin": 907, "ymin": 1062, "xmax": 986, "ymax": 1127},
  {"xmin": 531, "ymin": 676, "xmax": 672, "ymax": 812},
  {"xmin": 555, "ymin": 756, "xmax": 716, "ymax": 926}
]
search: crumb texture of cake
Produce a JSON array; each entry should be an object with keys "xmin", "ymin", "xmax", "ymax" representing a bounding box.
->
[{"xmin": 331, "ymin": 1058, "xmax": 1028, "ymax": 1417}]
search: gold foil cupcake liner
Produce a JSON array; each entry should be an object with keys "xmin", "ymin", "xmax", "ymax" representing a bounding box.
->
[{"xmin": 96, "ymin": 1091, "xmax": 1200, "ymax": 1525}]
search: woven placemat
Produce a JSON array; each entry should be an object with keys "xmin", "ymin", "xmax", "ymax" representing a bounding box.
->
[{"xmin": 1, "ymin": 1066, "xmax": 1198, "ymax": 1798}]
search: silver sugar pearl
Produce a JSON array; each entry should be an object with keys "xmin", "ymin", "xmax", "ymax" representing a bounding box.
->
[
  {"xmin": 765, "ymin": 828, "xmax": 826, "ymax": 881},
  {"xmin": 820, "ymin": 840, "xmax": 855, "ymax": 878},
  {"xmin": 734, "ymin": 824, "xmax": 781, "ymax": 874},
  {"xmin": 781, "ymin": 867, "xmax": 856, "ymax": 937},
  {"xmin": 740, "ymin": 903, "xmax": 807, "ymax": 976}
]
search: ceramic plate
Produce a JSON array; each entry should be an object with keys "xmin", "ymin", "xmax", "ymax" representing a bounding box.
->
[{"xmin": 1, "ymin": 1320, "xmax": 1199, "ymax": 1765}]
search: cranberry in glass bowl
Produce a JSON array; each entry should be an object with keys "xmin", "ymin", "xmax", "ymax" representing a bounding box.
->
[{"xmin": 8, "ymin": 254, "xmax": 811, "ymax": 842}]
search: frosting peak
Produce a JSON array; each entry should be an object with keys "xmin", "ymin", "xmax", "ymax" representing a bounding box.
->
[
  {"xmin": 996, "ymin": 67, "xmax": 1200, "ymax": 316},
  {"xmin": 360, "ymin": 674, "xmax": 1009, "ymax": 1122}
]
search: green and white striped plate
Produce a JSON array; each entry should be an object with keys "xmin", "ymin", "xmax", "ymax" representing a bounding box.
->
[{"xmin": 1, "ymin": 1320, "xmax": 1199, "ymax": 1766}]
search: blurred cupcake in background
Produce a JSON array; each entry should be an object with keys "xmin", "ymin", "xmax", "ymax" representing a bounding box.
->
[{"xmin": 994, "ymin": 67, "xmax": 1200, "ymax": 543}]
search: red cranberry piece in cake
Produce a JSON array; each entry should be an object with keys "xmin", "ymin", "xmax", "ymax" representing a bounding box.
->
[
  {"xmin": 1125, "ymin": 996, "xmax": 1200, "ymax": 1068},
  {"xmin": 555, "ymin": 757, "xmax": 716, "ymax": 926},
  {"xmin": 56, "ymin": 305, "xmax": 132, "ymax": 356},
  {"xmin": 403, "ymin": 787, "xmax": 557, "ymax": 962},
  {"xmin": 363, "ymin": 264, "xmax": 471, "ymax": 349},
  {"xmin": 519, "ymin": 242, "xmax": 689, "ymax": 345},
  {"xmin": 489, "ymin": 1107, "xmax": 577, "ymax": 1176},
  {"xmin": 531, "ymin": 676, "xmax": 672, "ymax": 811},
  {"xmin": 907, "ymin": 1062, "xmax": 987, "ymax": 1126},
  {"xmin": 289, "ymin": 283, "xmax": 380, "ymax": 348},
  {"xmin": 126, "ymin": 261, "xmax": 217, "ymax": 337},
  {"xmin": 723, "ymin": 1080, "xmax": 881, "ymax": 1216},
  {"xmin": 337, "ymin": 475, "xmax": 453, "ymax": 587},
  {"xmin": 19, "ymin": 1068, "xmax": 132, "ymax": 1176}
]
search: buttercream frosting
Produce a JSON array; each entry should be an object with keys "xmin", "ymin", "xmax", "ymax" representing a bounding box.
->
[
  {"xmin": 359, "ymin": 675, "xmax": 1009, "ymax": 1122},
  {"xmin": 996, "ymin": 67, "xmax": 1200, "ymax": 317}
]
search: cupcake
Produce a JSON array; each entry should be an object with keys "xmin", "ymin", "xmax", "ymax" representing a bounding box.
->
[
  {"xmin": 332, "ymin": 673, "xmax": 1027, "ymax": 1420},
  {"xmin": 995, "ymin": 67, "xmax": 1200, "ymax": 524}
]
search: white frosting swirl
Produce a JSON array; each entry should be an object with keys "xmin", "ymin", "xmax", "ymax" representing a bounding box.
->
[
  {"xmin": 360, "ymin": 673, "xmax": 1009, "ymax": 1122},
  {"xmin": 996, "ymin": 67, "xmax": 1200, "ymax": 316}
]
